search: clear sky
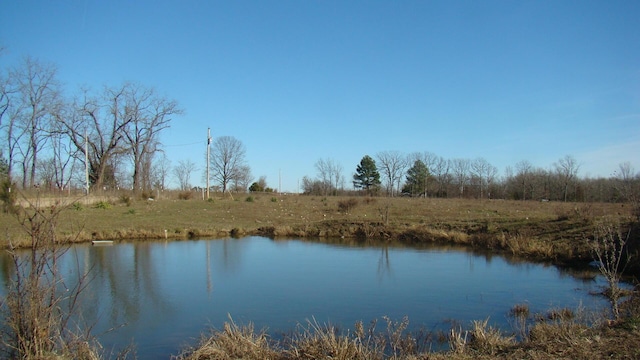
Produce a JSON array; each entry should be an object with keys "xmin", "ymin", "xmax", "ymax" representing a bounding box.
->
[{"xmin": 1, "ymin": 0, "xmax": 639, "ymax": 192}]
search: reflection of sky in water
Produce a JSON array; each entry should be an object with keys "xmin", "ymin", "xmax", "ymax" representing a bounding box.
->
[{"xmin": 0, "ymin": 237, "xmax": 619, "ymax": 359}]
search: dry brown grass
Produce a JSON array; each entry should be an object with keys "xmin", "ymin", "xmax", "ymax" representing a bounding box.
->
[
  {"xmin": 1, "ymin": 194, "xmax": 634, "ymax": 264},
  {"xmin": 174, "ymin": 316, "xmax": 278, "ymax": 360},
  {"xmin": 173, "ymin": 301, "xmax": 640, "ymax": 360}
]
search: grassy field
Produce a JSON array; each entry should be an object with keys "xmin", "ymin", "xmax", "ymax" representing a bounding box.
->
[{"xmin": 2, "ymin": 192, "xmax": 636, "ymax": 264}]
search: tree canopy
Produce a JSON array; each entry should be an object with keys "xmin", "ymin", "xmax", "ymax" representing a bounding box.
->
[
  {"xmin": 403, "ymin": 159, "xmax": 429, "ymax": 196},
  {"xmin": 353, "ymin": 155, "xmax": 381, "ymax": 194}
]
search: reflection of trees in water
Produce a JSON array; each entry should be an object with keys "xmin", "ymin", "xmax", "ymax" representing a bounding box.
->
[
  {"xmin": 377, "ymin": 246, "xmax": 392, "ymax": 282},
  {"xmin": 81, "ymin": 243, "xmax": 173, "ymax": 329},
  {"xmin": 0, "ymin": 251, "xmax": 16, "ymax": 291},
  {"xmin": 206, "ymin": 242, "xmax": 212, "ymax": 294},
  {"xmin": 211, "ymin": 238, "xmax": 245, "ymax": 273},
  {"xmin": 206, "ymin": 238, "xmax": 249, "ymax": 294}
]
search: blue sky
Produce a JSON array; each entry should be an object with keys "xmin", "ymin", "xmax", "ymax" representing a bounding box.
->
[{"xmin": 1, "ymin": 0, "xmax": 639, "ymax": 192}]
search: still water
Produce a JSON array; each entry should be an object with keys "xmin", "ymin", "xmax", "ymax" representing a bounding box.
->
[{"xmin": 0, "ymin": 237, "xmax": 610, "ymax": 358}]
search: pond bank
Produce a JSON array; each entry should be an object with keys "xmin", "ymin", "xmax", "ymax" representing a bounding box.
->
[{"xmin": 3, "ymin": 196, "xmax": 639, "ymax": 275}]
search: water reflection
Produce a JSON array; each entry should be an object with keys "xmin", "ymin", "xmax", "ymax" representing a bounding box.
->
[
  {"xmin": 0, "ymin": 237, "xmax": 614, "ymax": 359},
  {"xmin": 378, "ymin": 247, "xmax": 392, "ymax": 282}
]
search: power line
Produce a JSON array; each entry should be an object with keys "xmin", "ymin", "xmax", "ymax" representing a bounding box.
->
[{"xmin": 163, "ymin": 140, "xmax": 203, "ymax": 147}]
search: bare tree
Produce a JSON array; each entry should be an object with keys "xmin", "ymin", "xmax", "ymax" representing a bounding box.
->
[
  {"xmin": 0, "ymin": 65, "xmax": 18, "ymax": 185},
  {"xmin": 121, "ymin": 83, "xmax": 182, "ymax": 194},
  {"xmin": 554, "ymin": 155, "xmax": 580, "ymax": 202},
  {"xmin": 451, "ymin": 158, "xmax": 470, "ymax": 198},
  {"xmin": 376, "ymin": 151, "xmax": 407, "ymax": 196},
  {"xmin": 58, "ymin": 85, "xmax": 132, "ymax": 190},
  {"xmin": 431, "ymin": 156, "xmax": 450, "ymax": 197},
  {"xmin": 210, "ymin": 136, "xmax": 246, "ymax": 193},
  {"xmin": 515, "ymin": 160, "xmax": 533, "ymax": 201},
  {"xmin": 471, "ymin": 157, "xmax": 497, "ymax": 199},
  {"xmin": 231, "ymin": 164, "xmax": 253, "ymax": 192},
  {"xmin": 151, "ymin": 153, "xmax": 171, "ymax": 190},
  {"xmin": 0, "ymin": 62, "xmax": 12, "ymax": 133},
  {"xmin": 315, "ymin": 158, "xmax": 343, "ymax": 196},
  {"xmin": 173, "ymin": 159, "xmax": 197, "ymax": 190},
  {"xmin": 8, "ymin": 57, "xmax": 61, "ymax": 188},
  {"xmin": 37, "ymin": 131, "xmax": 77, "ymax": 192},
  {"xmin": 301, "ymin": 175, "xmax": 324, "ymax": 195}
]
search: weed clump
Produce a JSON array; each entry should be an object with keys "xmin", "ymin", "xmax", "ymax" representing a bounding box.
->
[
  {"xmin": 176, "ymin": 317, "xmax": 277, "ymax": 360},
  {"xmin": 94, "ymin": 200, "xmax": 111, "ymax": 209}
]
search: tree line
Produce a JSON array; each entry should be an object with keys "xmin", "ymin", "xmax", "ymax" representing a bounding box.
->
[
  {"xmin": 1, "ymin": 55, "xmax": 637, "ymax": 204},
  {"xmin": 302, "ymin": 152, "xmax": 639, "ymax": 204}
]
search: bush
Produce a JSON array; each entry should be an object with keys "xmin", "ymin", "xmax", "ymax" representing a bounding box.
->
[
  {"xmin": 0, "ymin": 179, "xmax": 18, "ymax": 214},
  {"xmin": 178, "ymin": 191, "xmax": 193, "ymax": 200},
  {"xmin": 363, "ymin": 197, "xmax": 377, "ymax": 205},
  {"xmin": 140, "ymin": 191, "xmax": 154, "ymax": 200},
  {"xmin": 2, "ymin": 200, "xmax": 102, "ymax": 358},
  {"xmin": 94, "ymin": 200, "xmax": 111, "ymax": 209},
  {"xmin": 245, "ymin": 196, "xmax": 254, "ymax": 203},
  {"xmin": 337, "ymin": 198, "xmax": 359, "ymax": 213},
  {"xmin": 119, "ymin": 194, "xmax": 132, "ymax": 206}
]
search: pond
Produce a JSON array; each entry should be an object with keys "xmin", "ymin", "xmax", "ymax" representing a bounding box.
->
[{"xmin": 0, "ymin": 236, "xmax": 612, "ymax": 358}]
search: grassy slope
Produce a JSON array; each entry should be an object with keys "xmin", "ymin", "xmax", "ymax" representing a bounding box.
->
[{"xmin": 1, "ymin": 194, "xmax": 633, "ymax": 263}]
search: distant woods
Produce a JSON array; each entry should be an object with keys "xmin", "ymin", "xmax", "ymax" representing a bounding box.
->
[{"xmin": 303, "ymin": 153, "xmax": 639, "ymax": 205}]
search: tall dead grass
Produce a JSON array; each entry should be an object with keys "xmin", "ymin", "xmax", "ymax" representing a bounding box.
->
[
  {"xmin": 175, "ymin": 317, "xmax": 277, "ymax": 360},
  {"xmin": 173, "ymin": 305, "xmax": 640, "ymax": 360}
]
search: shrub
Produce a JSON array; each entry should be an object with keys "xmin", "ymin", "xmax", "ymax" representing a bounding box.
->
[
  {"xmin": 2, "ymin": 199, "xmax": 102, "ymax": 358},
  {"xmin": 245, "ymin": 196, "xmax": 254, "ymax": 203},
  {"xmin": 363, "ymin": 197, "xmax": 377, "ymax": 205},
  {"xmin": 0, "ymin": 179, "xmax": 18, "ymax": 214},
  {"xmin": 94, "ymin": 200, "xmax": 111, "ymax": 209},
  {"xmin": 119, "ymin": 194, "xmax": 132, "ymax": 206},
  {"xmin": 337, "ymin": 198, "xmax": 358, "ymax": 213},
  {"xmin": 178, "ymin": 191, "xmax": 193, "ymax": 200},
  {"xmin": 271, "ymin": 197, "xmax": 278, "ymax": 203}
]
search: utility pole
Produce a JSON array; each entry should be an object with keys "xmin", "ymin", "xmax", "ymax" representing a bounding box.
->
[
  {"xmin": 206, "ymin": 128, "xmax": 211, "ymax": 200},
  {"xmin": 84, "ymin": 129, "xmax": 89, "ymax": 195}
]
